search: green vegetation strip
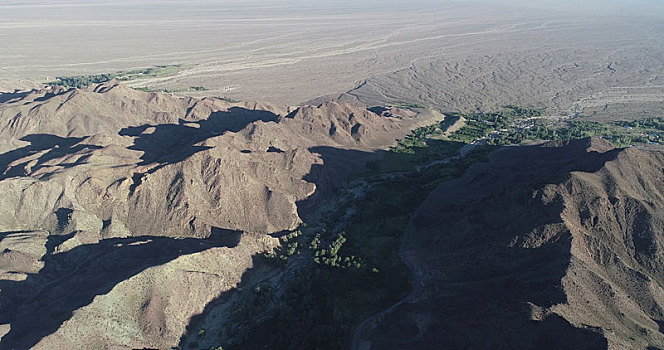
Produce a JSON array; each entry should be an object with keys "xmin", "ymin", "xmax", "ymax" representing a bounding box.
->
[
  {"xmin": 217, "ymin": 135, "xmax": 491, "ymax": 350},
  {"xmin": 448, "ymin": 106, "xmax": 664, "ymax": 147},
  {"xmin": 354, "ymin": 124, "xmax": 464, "ymax": 178},
  {"xmin": 46, "ymin": 65, "xmax": 183, "ymax": 88}
]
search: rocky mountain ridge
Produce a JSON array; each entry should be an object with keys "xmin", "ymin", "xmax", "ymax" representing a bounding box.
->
[
  {"xmin": 359, "ymin": 138, "xmax": 664, "ymax": 350},
  {"xmin": 0, "ymin": 82, "xmax": 425, "ymax": 349}
]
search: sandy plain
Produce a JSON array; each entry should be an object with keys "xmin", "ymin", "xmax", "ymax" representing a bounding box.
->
[{"xmin": 1, "ymin": 0, "xmax": 663, "ymax": 119}]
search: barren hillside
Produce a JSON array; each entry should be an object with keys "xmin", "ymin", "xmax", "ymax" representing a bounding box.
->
[
  {"xmin": 0, "ymin": 83, "xmax": 427, "ymax": 349},
  {"xmin": 356, "ymin": 138, "xmax": 664, "ymax": 350}
]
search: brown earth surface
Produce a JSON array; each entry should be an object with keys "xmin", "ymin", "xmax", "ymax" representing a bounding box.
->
[
  {"xmin": 0, "ymin": 2, "xmax": 662, "ymax": 347},
  {"xmin": 0, "ymin": 82, "xmax": 430, "ymax": 349},
  {"xmin": 357, "ymin": 138, "xmax": 664, "ymax": 350}
]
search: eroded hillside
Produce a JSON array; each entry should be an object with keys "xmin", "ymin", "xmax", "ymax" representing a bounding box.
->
[
  {"xmin": 0, "ymin": 82, "xmax": 431, "ymax": 349},
  {"xmin": 356, "ymin": 138, "xmax": 664, "ymax": 350},
  {"xmin": 2, "ymin": 80, "xmax": 664, "ymax": 350}
]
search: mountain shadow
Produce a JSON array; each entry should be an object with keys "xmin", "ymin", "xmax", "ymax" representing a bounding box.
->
[
  {"xmin": 0, "ymin": 90, "xmax": 33, "ymax": 104},
  {"xmin": 296, "ymin": 145, "xmax": 386, "ymax": 216},
  {"xmin": 0, "ymin": 231, "xmax": 35, "ymax": 245},
  {"xmin": 0, "ymin": 232, "xmax": 241, "ymax": 349},
  {"xmin": 0, "ymin": 134, "xmax": 102, "ymax": 180},
  {"xmin": 119, "ymin": 107, "xmax": 280, "ymax": 170},
  {"xmin": 177, "ymin": 145, "xmax": 382, "ymax": 349},
  {"xmin": 362, "ymin": 139, "xmax": 617, "ymax": 349},
  {"xmin": 176, "ymin": 140, "xmax": 615, "ymax": 349}
]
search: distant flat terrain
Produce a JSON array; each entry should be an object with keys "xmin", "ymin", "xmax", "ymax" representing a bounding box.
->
[{"xmin": 1, "ymin": 1, "xmax": 663, "ymax": 119}]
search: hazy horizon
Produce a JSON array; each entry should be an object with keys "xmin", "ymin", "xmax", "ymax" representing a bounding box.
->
[{"xmin": 1, "ymin": 0, "xmax": 662, "ymax": 102}]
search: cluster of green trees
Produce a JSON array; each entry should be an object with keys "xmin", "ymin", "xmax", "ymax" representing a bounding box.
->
[
  {"xmin": 494, "ymin": 120, "xmax": 613, "ymax": 145},
  {"xmin": 501, "ymin": 105, "xmax": 543, "ymax": 118},
  {"xmin": 447, "ymin": 105, "xmax": 664, "ymax": 148},
  {"xmin": 391, "ymin": 124, "xmax": 438, "ymax": 154},
  {"xmin": 614, "ymin": 117, "xmax": 664, "ymax": 131},
  {"xmin": 263, "ymin": 230, "xmax": 302, "ymax": 262},
  {"xmin": 264, "ymin": 229, "xmax": 363, "ymax": 269},
  {"xmin": 492, "ymin": 119, "xmax": 662, "ymax": 147},
  {"xmin": 448, "ymin": 106, "xmax": 543, "ymax": 144},
  {"xmin": 48, "ymin": 73, "xmax": 118, "ymax": 88},
  {"xmin": 359, "ymin": 124, "xmax": 462, "ymax": 177},
  {"xmin": 47, "ymin": 65, "xmax": 181, "ymax": 88},
  {"xmin": 312, "ymin": 233, "xmax": 363, "ymax": 269},
  {"xmin": 448, "ymin": 118, "xmax": 495, "ymax": 143}
]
